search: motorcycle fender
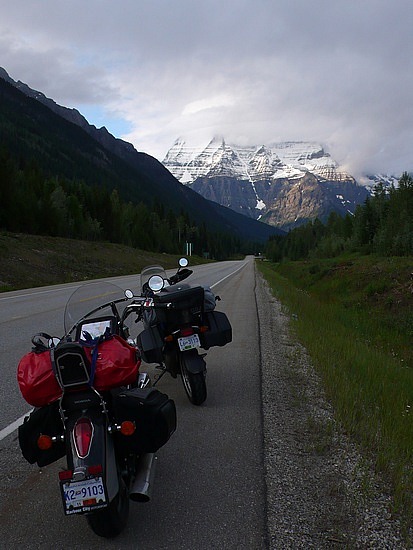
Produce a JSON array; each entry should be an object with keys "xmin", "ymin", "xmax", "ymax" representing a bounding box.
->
[
  {"xmin": 104, "ymin": 433, "xmax": 119, "ymax": 501},
  {"xmin": 180, "ymin": 349, "xmax": 206, "ymax": 374},
  {"xmin": 65, "ymin": 408, "xmax": 119, "ymax": 502}
]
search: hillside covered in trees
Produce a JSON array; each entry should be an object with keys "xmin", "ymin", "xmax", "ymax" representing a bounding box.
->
[
  {"xmin": 0, "ymin": 75, "xmax": 277, "ymax": 259},
  {"xmin": 266, "ymin": 173, "xmax": 413, "ymax": 262},
  {"xmin": 0, "ymin": 149, "xmax": 240, "ymax": 259}
]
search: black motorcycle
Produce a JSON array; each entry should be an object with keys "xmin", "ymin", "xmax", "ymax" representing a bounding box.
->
[
  {"xmin": 17, "ymin": 281, "xmax": 176, "ymax": 538},
  {"xmin": 135, "ymin": 259, "xmax": 232, "ymax": 406}
]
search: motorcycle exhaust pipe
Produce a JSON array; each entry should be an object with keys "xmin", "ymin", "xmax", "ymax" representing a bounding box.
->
[{"xmin": 129, "ymin": 453, "xmax": 157, "ymax": 503}]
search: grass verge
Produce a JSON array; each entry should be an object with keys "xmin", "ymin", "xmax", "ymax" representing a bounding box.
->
[
  {"xmin": 0, "ymin": 232, "xmax": 209, "ymax": 291},
  {"xmin": 257, "ymin": 255, "xmax": 413, "ymax": 531}
]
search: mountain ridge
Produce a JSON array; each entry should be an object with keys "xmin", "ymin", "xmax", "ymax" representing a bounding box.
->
[
  {"xmin": 0, "ymin": 67, "xmax": 280, "ymax": 243},
  {"xmin": 162, "ymin": 137, "xmax": 374, "ymax": 230}
]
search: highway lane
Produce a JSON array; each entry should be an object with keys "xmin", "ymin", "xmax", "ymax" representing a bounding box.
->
[
  {"xmin": 0, "ymin": 258, "xmax": 247, "ymax": 432},
  {"xmin": 0, "ymin": 256, "xmax": 266, "ymax": 548}
]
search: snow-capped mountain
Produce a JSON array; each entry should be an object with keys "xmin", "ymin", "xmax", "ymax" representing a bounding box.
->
[
  {"xmin": 164, "ymin": 137, "xmax": 344, "ymax": 182},
  {"xmin": 358, "ymin": 173, "xmax": 400, "ymax": 193},
  {"xmin": 162, "ymin": 137, "xmax": 371, "ymax": 230}
]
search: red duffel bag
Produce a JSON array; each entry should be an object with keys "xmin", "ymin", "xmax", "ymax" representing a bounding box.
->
[
  {"xmin": 17, "ymin": 335, "xmax": 141, "ymax": 407},
  {"xmin": 83, "ymin": 335, "xmax": 141, "ymax": 392},
  {"xmin": 17, "ymin": 349, "xmax": 62, "ymax": 407}
]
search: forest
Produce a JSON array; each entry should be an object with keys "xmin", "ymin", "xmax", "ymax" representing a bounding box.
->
[
  {"xmin": 0, "ymin": 147, "xmax": 243, "ymax": 260},
  {"xmin": 266, "ymin": 172, "xmax": 413, "ymax": 261}
]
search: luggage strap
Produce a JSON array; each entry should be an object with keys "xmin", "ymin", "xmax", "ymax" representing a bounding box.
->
[{"xmin": 80, "ymin": 329, "xmax": 113, "ymax": 387}]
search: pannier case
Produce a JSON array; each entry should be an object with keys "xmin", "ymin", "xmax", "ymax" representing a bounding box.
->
[
  {"xmin": 200, "ymin": 310, "xmax": 232, "ymax": 349},
  {"xmin": 136, "ymin": 326, "xmax": 164, "ymax": 364},
  {"xmin": 113, "ymin": 387, "xmax": 176, "ymax": 454},
  {"xmin": 18, "ymin": 401, "xmax": 65, "ymax": 467}
]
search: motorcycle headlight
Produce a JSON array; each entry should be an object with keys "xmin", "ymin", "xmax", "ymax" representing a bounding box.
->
[{"xmin": 148, "ymin": 275, "xmax": 164, "ymax": 292}]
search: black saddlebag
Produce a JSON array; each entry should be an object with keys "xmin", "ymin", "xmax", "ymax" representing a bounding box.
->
[
  {"xmin": 200, "ymin": 310, "xmax": 232, "ymax": 349},
  {"xmin": 18, "ymin": 401, "xmax": 65, "ymax": 467},
  {"xmin": 154, "ymin": 285, "xmax": 204, "ymax": 325},
  {"xmin": 136, "ymin": 326, "xmax": 163, "ymax": 364},
  {"xmin": 113, "ymin": 387, "xmax": 176, "ymax": 455}
]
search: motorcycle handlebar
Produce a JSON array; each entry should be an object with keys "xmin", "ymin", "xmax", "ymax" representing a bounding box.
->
[
  {"xmin": 124, "ymin": 298, "xmax": 174, "ymax": 312},
  {"xmin": 153, "ymin": 301, "xmax": 173, "ymax": 309},
  {"xmin": 168, "ymin": 268, "xmax": 193, "ymax": 285}
]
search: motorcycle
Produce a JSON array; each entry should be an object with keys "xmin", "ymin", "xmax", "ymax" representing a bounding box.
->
[
  {"xmin": 135, "ymin": 258, "xmax": 232, "ymax": 406},
  {"xmin": 17, "ymin": 281, "xmax": 176, "ymax": 538}
]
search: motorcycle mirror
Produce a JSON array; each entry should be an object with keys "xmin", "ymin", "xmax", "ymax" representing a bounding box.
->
[
  {"xmin": 32, "ymin": 333, "xmax": 60, "ymax": 350},
  {"xmin": 48, "ymin": 337, "xmax": 61, "ymax": 348},
  {"xmin": 148, "ymin": 275, "xmax": 164, "ymax": 292},
  {"xmin": 179, "ymin": 258, "xmax": 188, "ymax": 268},
  {"xmin": 32, "ymin": 334, "xmax": 44, "ymax": 347},
  {"xmin": 125, "ymin": 289, "xmax": 134, "ymax": 299}
]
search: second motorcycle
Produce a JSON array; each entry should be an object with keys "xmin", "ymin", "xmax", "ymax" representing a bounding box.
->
[{"xmin": 135, "ymin": 259, "xmax": 232, "ymax": 405}]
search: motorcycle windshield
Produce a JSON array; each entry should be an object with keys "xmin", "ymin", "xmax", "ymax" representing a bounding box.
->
[
  {"xmin": 140, "ymin": 265, "xmax": 167, "ymax": 292},
  {"xmin": 63, "ymin": 282, "xmax": 127, "ymax": 338}
]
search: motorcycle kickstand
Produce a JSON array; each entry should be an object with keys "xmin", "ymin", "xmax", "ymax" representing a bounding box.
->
[{"xmin": 153, "ymin": 364, "xmax": 167, "ymax": 386}]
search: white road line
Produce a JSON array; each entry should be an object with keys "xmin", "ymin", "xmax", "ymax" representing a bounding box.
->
[
  {"xmin": 0, "ymin": 411, "xmax": 32, "ymax": 441},
  {"xmin": 211, "ymin": 262, "xmax": 247, "ymax": 288},
  {"xmin": 0, "ymin": 287, "xmax": 73, "ymax": 302}
]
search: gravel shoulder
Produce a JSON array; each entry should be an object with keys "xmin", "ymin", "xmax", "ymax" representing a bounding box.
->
[{"xmin": 255, "ymin": 268, "xmax": 409, "ymax": 549}]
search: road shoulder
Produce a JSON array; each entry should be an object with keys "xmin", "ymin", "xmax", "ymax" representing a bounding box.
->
[{"xmin": 256, "ymin": 268, "xmax": 407, "ymax": 549}]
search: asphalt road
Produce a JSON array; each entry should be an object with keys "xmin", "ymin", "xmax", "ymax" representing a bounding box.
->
[{"xmin": 0, "ymin": 256, "xmax": 268, "ymax": 549}]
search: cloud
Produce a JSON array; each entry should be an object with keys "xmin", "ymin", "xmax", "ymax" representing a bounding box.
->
[
  {"xmin": 0, "ymin": 0, "xmax": 412, "ymax": 176},
  {"xmin": 182, "ymin": 95, "xmax": 234, "ymax": 116}
]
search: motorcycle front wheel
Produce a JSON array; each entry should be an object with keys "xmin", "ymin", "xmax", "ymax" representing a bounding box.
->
[
  {"xmin": 86, "ymin": 476, "xmax": 129, "ymax": 538},
  {"xmin": 180, "ymin": 353, "xmax": 207, "ymax": 406}
]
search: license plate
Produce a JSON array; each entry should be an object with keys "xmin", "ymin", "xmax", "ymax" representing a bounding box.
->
[
  {"xmin": 178, "ymin": 334, "xmax": 201, "ymax": 351},
  {"xmin": 60, "ymin": 475, "xmax": 107, "ymax": 515}
]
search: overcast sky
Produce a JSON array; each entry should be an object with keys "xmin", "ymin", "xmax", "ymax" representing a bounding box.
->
[{"xmin": 1, "ymin": 0, "xmax": 412, "ymax": 177}]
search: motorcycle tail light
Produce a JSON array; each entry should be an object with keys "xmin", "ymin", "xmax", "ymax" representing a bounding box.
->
[
  {"xmin": 180, "ymin": 327, "xmax": 194, "ymax": 337},
  {"xmin": 88, "ymin": 465, "xmax": 103, "ymax": 476},
  {"xmin": 120, "ymin": 420, "xmax": 136, "ymax": 436},
  {"xmin": 73, "ymin": 417, "xmax": 93, "ymax": 458},
  {"xmin": 37, "ymin": 434, "xmax": 53, "ymax": 450},
  {"xmin": 59, "ymin": 469, "xmax": 73, "ymax": 481}
]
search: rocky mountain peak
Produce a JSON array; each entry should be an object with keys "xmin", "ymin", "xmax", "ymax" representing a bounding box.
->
[{"xmin": 162, "ymin": 138, "xmax": 371, "ymax": 230}]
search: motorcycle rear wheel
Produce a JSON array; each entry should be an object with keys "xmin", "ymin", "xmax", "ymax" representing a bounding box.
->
[
  {"xmin": 86, "ymin": 476, "xmax": 129, "ymax": 538},
  {"xmin": 180, "ymin": 360, "xmax": 207, "ymax": 406}
]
